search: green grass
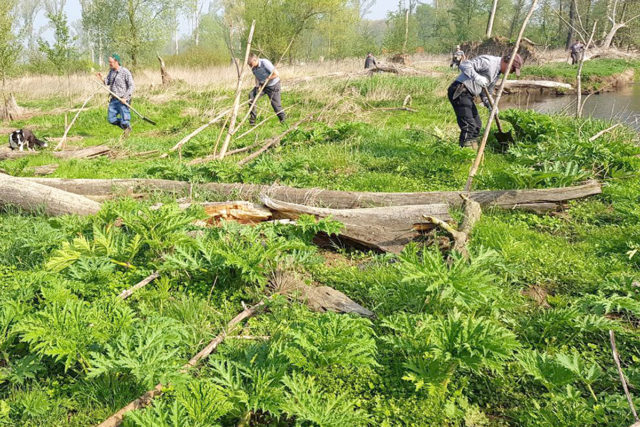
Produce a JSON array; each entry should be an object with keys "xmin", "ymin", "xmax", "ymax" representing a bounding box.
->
[
  {"xmin": 519, "ymin": 58, "xmax": 639, "ymax": 90},
  {"xmin": 1, "ymin": 61, "xmax": 640, "ymax": 426}
]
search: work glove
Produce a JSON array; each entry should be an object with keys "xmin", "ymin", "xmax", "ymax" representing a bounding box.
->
[
  {"xmin": 475, "ymin": 75, "xmax": 489, "ymax": 88},
  {"xmin": 481, "ymin": 96, "xmax": 491, "ymax": 109}
]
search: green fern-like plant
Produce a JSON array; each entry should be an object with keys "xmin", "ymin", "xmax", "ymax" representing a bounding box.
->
[
  {"xmin": 274, "ymin": 311, "xmax": 378, "ymax": 373},
  {"xmin": 88, "ymin": 317, "xmax": 187, "ymax": 389},
  {"xmin": 382, "ymin": 310, "xmax": 519, "ymax": 390},
  {"xmin": 398, "ymin": 246, "xmax": 504, "ymax": 311},
  {"xmin": 281, "ymin": 372, "xmax": 368, "ymax": 427}
]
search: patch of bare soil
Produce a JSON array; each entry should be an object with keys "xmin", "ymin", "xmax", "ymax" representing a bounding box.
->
[{"xmin": 522, "ymin": 285, "xmax": 551, "ymax": 308}]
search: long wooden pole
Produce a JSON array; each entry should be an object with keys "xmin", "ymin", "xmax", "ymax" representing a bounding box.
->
[
  {"xmin": 217, "ymin": 20, "xmax": 256, "ymax": 159},
  {"xmin": 56, "ymin": 91, "xmax": 98, "ymax": 150},
  {"xmin": 486, "ymin": 0, "xmax": 499, "ymax": 37},
  {"xmin": 464, "ymin": 0, "xmax": 539, "ymax": 192}
]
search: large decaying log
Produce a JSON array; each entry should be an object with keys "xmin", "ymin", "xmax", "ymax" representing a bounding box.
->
[
  {"xmin": 25, "ymin": 178, "xmax": 602, "ymax": 212},
  {"xmin": 0, "ymin": 173, "xmax": 101, "ymax": 216},
  {"xmin": 504, "ymin": 80, "xmax": 573, "ymax": 90},
  {"xmin": 262, "ymin": 195, "xmax": 451, "ymax": 253},
  {"xmin": 270, "ymin": 270, "xmax": 374, "ymax": 318},
  {"xmin": 0, "ymin": 145, "xmax": 110, "ymax": 160}
]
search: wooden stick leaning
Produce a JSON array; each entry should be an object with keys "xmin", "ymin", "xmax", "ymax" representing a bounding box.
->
[
  {"xmin": 56, "ymin": 91, "xmax": 98, "ymax": 150},
  {"xmin": 117, "ymin": 272, "xmax": 160, "ymax": 300},
  {"xmin": 589, "ymin": 123, "xmax": 621, "ymax": 142},
  {"xmin": 97, "ymin": 300, "xmax": 266, "ymax": 427},
  {"xmin": 576, "ymin": 22, "xmax": 598, "ymax": 117},
  {"xmin": 217, "ymin": 20, "xmax": 256, "ymax": 159},
  {"xmin": 609, "ymin": 330, "xmax": 640, "ymax": 424},
  {"xmin": 237, "ymin": 115, "xmax": 312, "ymax": 166},
  {"xmin": 464, "ymin": 0, "xmax": 539, "ymax": 192},
  {"xmin": 160, "ymin": 109, "xmax": 231, "ymax": 158}
]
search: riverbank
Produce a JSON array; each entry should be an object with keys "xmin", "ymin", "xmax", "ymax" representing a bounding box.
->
[{"xmin": 518, "ymin": 58, "xmax": 638, "ymax": 93}]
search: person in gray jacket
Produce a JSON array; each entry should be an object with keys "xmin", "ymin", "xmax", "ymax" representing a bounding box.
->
[
  {"xmin": 447, "ymin": 53, "xmax": 523, "ymax": 148},
  {"xmin": 247, "ymin": 53, "xmax": 286, "ymax": 125}
]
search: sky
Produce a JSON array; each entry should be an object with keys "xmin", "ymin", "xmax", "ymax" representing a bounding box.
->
[{"xmin": 35, "ymin": 0, "xmax": 397, "ymax": 41}]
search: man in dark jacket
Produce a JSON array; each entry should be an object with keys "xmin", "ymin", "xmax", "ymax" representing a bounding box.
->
[
  {"xmin": 448, "ymin": 53, "xmax": 523, "ymax": 148},
  {"xmin": 570, "ymin": 41, "xmax": 585, "ymax": 65},
  {"xmin": 364, "ymin": 53, "xmax": 377, "ymax": 69},
  {"xmin": 247, "ymin": 53, "xmax": 285, "ymax": 126}
]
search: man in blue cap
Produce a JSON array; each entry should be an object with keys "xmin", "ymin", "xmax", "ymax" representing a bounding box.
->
[{"xmin": 96, "ymin": 54, "xmax": 135, "ymax": 136}]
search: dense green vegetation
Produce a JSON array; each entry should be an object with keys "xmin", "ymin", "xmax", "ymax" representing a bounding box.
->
[{"xmin": 1, "ymin": 61, "xmax": 640, "ymax": 425}]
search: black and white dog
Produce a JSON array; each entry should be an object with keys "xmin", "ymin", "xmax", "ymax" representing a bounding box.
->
[{"xmin": 8, "ymin": 129, "xmax": 48, "ymax": 151}]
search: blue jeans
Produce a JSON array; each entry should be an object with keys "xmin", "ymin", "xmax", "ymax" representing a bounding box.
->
[{"xmin": 107, "ymin": 98, "xmax": 131, "ymax": 129}]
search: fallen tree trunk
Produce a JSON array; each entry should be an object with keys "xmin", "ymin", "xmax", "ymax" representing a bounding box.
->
[
  {"xmin": 262, "ymin": 196, "xmax": 451, "ymax": 253},
  {"xmin": 0, "ymin": 145, "xmax": 110, "ymax": 160},
  {"xmin": 26, "ymin": 178, "xmax": 602, "ymax": 212},
  {"xmin": 504, "ymin": 80, "xmax": 573, "ymax": 90},
  {"xmin": 0, "ymin": 173, "xmax": 101, "ymax": 216}
]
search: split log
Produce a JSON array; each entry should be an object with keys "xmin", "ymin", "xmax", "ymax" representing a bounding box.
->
[
  {"xmin": 25, "ymin": 178, "xmax": 602, "ymax": 212},
  {"xmin": 0, "ymin": 145, "xmax": 110, "ymax": 161},
  {"xmin": 270, "ymin": 270, "xmax": 374, "ymax": 318},
  {"xmin": 0, "ymin": 173, "xmax": 101, "ymax": 216},
  {"xmin": 504, "ymin": 80, "xmax": 573, "ymax": 90},
  {"xmin": 118, "ymin": 272, "xmax": 160, "ymax": 300},
  {"xmin": 262, "ymin": 195, "xmax": 451, "ymax": 253},
  {"xmin": 97, "ymin": 300, "xmax": 266, "ymax": 427}
]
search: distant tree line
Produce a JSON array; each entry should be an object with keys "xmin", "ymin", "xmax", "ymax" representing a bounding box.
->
[{"xmin": 0, "ymin": 0, "xmax": 638, "ymax": 77}]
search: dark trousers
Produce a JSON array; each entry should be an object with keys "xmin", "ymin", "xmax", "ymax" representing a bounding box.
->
[
  {"xmin": 571, "ymin": 52, "xmax": 579, "ymax": 65},
  {"xmin": 448, "ymin": 82, "xmax": 481, "ymax": 146},
  {"xmin": 249, "ymin": 82, "xmax": 285, "ymax": 124}
]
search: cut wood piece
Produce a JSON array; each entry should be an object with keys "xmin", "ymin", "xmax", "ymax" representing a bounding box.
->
[
  {"xmin": 504, "ymin": 80, "xmax": 573, "ymax": 90},
  {"xmin": 26, "ymin": 179, "xmax": 602, "ymax": 211},
  {"xmin": 262, "ymin": 195, "xmax": 451, "ymax": 253},
  {"xmin": 271, "ymin": 270, "xmax": 374, "ymax": 318},
  {"xmin": 0, "ymin": 173, "xmax": 101, "ymax": 216},
  {"xmin": 0, "ymin": 145, "xmax": 110, "ymax": 160},
  {"xmin": 202, "ymin": 201, "xmax": 272, "ymax": 224}
]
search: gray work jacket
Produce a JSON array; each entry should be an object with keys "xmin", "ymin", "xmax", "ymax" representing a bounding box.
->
[{"xmin": 455, "ymin": 55, "xmax": 502, "ymax": 96}]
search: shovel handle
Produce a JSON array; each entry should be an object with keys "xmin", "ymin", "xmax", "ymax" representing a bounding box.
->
[
  {"xmin": 482, "ymin": 87, "xmax": 505, "ymax": 133},
  {"xmin": 93, "ymin": 80, "xmax": 157, "ymax": 126}
]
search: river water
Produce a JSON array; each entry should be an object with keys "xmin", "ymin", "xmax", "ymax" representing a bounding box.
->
[{"xmin": 503, "ymin": 84, "xmax": 640, "ymax": 131}]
